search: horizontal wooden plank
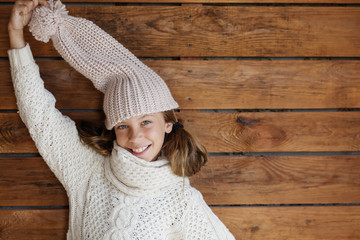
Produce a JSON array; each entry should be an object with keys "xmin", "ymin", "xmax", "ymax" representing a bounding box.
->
[
  {"xmin": 1, "ymin": 111, "xmax": 360, "ymax": 153},
  {"xmin": 2, "ymin": 60, "xmax": 360, "ymax": 110},
  {"xmin": 0, "ymin": 158, "xmax": 68, "ymax": 206},
  {"xmin": 0, "ymin": 210, "xmax": 68, "ymax": 240},
  {"xmin": 1, "ymin": 207, "xmax": 360, "ymax": 239},
  {"xmin": 56, "ymin": 0, "xmax": 360, "ymax": 3},
  {"xmin": 181, "ymin": 111, "xmax": 360, "ymax": 152},
  {"xmin": 1, "ymin": 6, "xmax": 360, "ymax": 57},
  {"xmin": 192, "ymin": 155, "xmax": 360, "ymax": 205},
  {"xmin": 0, "ymin": 60, "xmax": 103, "ymax": 110},
  {"xmin": 1, "ymin": 155, "xmax": 360, "ymax": 206},
  {"xmin": 147, "ymin": 61, "xmax": 360, "ymax": 109},
  {"xmin": 211, "ymin": 206, "xmax": 360, "ymax": 240}
]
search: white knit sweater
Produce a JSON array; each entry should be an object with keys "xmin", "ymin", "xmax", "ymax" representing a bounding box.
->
[{"xmin": 8, "ymin": 44, "xmax": 235, "ymax": 240}]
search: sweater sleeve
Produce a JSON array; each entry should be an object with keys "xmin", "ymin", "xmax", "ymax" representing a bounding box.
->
[
  {"xmin": 184, "ymin": 188, "xmax": 236, "ymax": 240},
  {"xmin": 8, "ymin": 44, "xmax": 102, "ymax": 193}
]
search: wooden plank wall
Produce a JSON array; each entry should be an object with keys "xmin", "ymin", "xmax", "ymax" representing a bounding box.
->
[{"xmin": 1, "ymin": 0, "xmax": 360, "ymax": 239}]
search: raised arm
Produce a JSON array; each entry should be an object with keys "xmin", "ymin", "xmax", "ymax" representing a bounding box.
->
[
  {"xmin": 8, "ymin": 0, "xmax": 104, "ymax": 193},
  {"xmin": 8, "ymin": 0, "xmax": 49, "ymax": 49}
]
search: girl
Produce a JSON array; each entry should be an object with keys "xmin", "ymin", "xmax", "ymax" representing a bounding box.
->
[{"xmin": 8, "ymin": 0, "xmax": 235, "ymax": 239}]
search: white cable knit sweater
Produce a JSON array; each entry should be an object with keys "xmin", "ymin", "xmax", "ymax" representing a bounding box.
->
[{"xmin": 8, "ymin": 44, "xmax": 235, "ymax": 240}]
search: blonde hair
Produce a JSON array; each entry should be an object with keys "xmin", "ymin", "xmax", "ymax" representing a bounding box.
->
[
  {"xmin": 76, "ymin": 110, "xmax": 207, "ymax": 177},
  {"xmin": 161, "ymin": 110, "xmax": 207, "ymax": 177}
]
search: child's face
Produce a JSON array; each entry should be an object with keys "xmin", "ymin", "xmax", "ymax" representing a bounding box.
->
[{"xmin": 114, "ymin": 113, "xmax": 173, "ymax": 162}]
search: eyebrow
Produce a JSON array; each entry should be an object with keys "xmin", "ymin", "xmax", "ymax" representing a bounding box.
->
[
  {"xmin": 140, "ymin": 114, "xmax": 155, "ymax": 119},
  {"xmin": 117, "ymin": 114, "xmax": 155, "ymax": 125}
]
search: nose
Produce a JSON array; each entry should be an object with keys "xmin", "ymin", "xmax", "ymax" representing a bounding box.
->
[{"xmin": 128, "ymin": 127, "xmax": 143, "ymax": 142}]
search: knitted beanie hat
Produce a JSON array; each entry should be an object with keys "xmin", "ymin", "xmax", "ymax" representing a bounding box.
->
[{"xmin": 28, "ymin": 0, "xmax": 178, "ymax": 129}]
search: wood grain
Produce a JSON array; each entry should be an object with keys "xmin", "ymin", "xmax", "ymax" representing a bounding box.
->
[
  {"xmin": 0, "ymin": 113, "xmax": 36, "ymax": 153},
  {"xmin": 181, "ymin": 111, "xmax": 360, "ymax": 152},
  {"xmin": 1, "ymin": 156, "xmax": 360, "ymax": 206},
  {"xmin": 1, "ymin": 207, "xmax": 360, "ymax": 240},
  {"xmin": 2, "ymin": 60, "xmax": 360, "ymax": 110},
  {"xmin": 1, "ymin": 2, "xmax": 359, "ymax": 239},
  {"xmin": 0, "ymin": 210, "xmax": 68, "ymax": 240},
  {"xmin": 212, "ymin": 206, "xmax": 360, "ymax": 240},
  {"xmin": 1, "ymin": 111, "xmax": 360, "ymax": 153},
  {"xmin": 1, "ymin": 6, "xmax": 360, "ymax": 57},
  {"xmin": 56, "ymin": 0, "xmax": 360, "ymax": 3},
  {"xmin": 193, "ymin": 155, "xmax": 360, "ymax": 205},
  {"xmin": 0, "ymin": 158, "xmax": 68, "ymax": 206}
]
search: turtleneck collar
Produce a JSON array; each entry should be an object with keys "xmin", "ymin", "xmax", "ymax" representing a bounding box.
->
[{"xmin": 105, "ymin": 142, "xmax": 185, "ymax": 197}]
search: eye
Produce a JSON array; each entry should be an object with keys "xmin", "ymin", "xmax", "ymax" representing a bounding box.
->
[
  {"xmin": 117, "ymin": 125, "xmax": 128, "ymax": 130},
  {"xmin": 141, "ymin": 120, "xmax": 151, "ymax": 126}
]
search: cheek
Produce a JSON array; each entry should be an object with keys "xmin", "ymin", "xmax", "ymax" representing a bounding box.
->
[
  {"xmin": 115, "ymin": 131, "xmax": 127, "ymax": 146},
  {"xmin": 147, "ymin": 127, "xmax": 166, "ymax": 144}
]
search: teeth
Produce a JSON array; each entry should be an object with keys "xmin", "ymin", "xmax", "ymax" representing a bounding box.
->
[{"xmin": 131, "ymin": 146, "xmax": 148, "ymax": 153}]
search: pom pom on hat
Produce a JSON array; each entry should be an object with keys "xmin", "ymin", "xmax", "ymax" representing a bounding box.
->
[
  {"xmin": 29, "ymin": 0, "xmax": 68, "ymax": 43},
  {"xmin": 29, "ymin": 0, "xmax": 179, "ymax": 129}
]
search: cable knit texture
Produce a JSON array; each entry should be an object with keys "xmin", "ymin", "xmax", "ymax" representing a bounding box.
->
[
  {"xmin": 29, "ymin": 0, "xmax": 178, "ymax": 129},
  {"xmin": 8, "ymin": 45, "xmax": 235, "ymax": 240},
  {"xmin": 105, "ymin": 144, "xmax": 184, "ymax": 197}
]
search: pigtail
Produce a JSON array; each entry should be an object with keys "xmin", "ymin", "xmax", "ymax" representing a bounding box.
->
[
  {"xmin": 162, "ymin": 111, "xmax": 208, "ymax": 177},
  {"xmin": 76, "ymin": 120, "xmax": 116, "ymax": 156}
]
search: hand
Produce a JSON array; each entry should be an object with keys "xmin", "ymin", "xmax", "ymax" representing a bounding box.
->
[{"xmin": 8, "ymin": 0, "xmax": 49, "ymax": 49}]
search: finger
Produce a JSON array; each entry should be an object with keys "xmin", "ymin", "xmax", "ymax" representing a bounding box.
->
[
  {"xmin": 38, "ymin": 0, "xmax": 50, "ymax": 8},
  {"xmin": 13, "ymin": 3, "xmax": 31, "ymax": 17},
  {"xmin": 25, "ymin": 0, "xmax": 38, "ymax": 11},
  {"xmin": 13, "ymin": 0, "xmax": 32, "ymax": 6},
  {"xmin": 32, "ymin": 0, "xmax": 39, "ymax": 8},
  {"xmin": 14, "ymin": 1, "xmax": 36, "ymax": 15}
]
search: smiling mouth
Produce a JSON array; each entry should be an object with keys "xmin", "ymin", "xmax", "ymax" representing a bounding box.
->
[{"xmin": 130, "ymin": 145, "xmax": 150, "ymax": 154}]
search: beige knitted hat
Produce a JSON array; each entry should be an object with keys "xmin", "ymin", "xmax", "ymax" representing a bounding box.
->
[{"xmin": 29, "ymin": 0, "xmax": 178, "ymax": 129}]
